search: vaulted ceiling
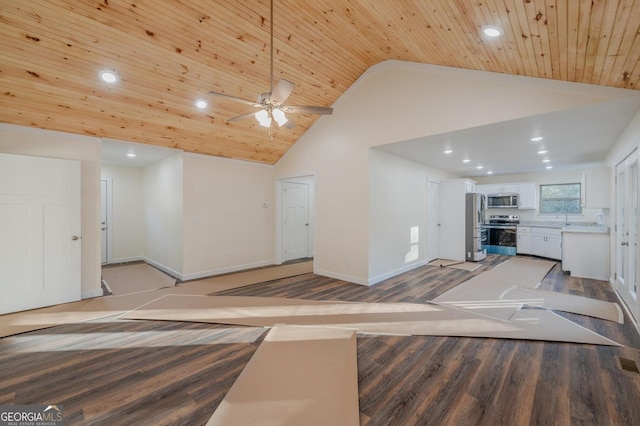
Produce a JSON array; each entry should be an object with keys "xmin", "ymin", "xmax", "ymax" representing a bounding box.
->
[{"xmin": 2, "ymin": 1, "xmax": 640, "ymax": 164}]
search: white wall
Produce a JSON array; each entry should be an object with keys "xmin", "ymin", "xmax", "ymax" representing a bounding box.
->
[
  {"xmin": 101, "ymin": 165, "xmax": 145, "ymax": 262},
  {"xmin": 369, "ymin": 149, "xmax": 454, "ymax": 284},
  {"xmin": 275, "ymin": 60, "xmax": 628, "ymax": 285},
  {"xmin": 605, "ymin": 109, "xmax": 640, "ymax": 323},
  {"xmin": 181, "ymin": 153, "xmax": 275, "ymax": 280},
  {"xmin": 143, "ymin": 153, "xmax": 184, "ymax": 277},
  {"xmin": 0, "ymin": 124, "xmax": 102, "ymax": 298}
]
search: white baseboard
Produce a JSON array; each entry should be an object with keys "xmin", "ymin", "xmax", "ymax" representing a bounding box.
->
[
  {"xmin": 608, "ymin": 277, "xmax": 640, "ymax": 337},
  {"xmin": 142, "ymin": 257, "xmax": 184, "ymax": 281},
  {"xmin": 314, "ymin": 267, "xmax": 368, "ymax": 286},
  {"xmin": 106, "ymin": 256, "xmax": 144, "ymax": 264},
  {"xmin": 82, "ymin": 288, "xmax": 103, "ymax": 299},
  {"xmin": 367, "ymin": 260, "xmax": 429, "ymax": 286},
  {"xmin": 181, "ymin": 260, "xmax": 275, "ymax": 282}
]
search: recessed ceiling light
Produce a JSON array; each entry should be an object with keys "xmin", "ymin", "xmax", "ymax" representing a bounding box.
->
[
  {"xmin": 531, "ymin": 136, "xmax": 544, "ymax": 142},
  {"xmin": 195, "ymin": 99, "xmax": 208, "ymax": 109},
  {"xmin": 463, "ymin": 159, "xmax": 471, "ymax": 163},
  {"xmin": 126, "ymin": 153, "xmax": 136, "ymax": 157},
  {"xmin": 487, "ymin": 171, "xmax": 493, "ymax": 175},
  {"xmin": 476, "ymin": 165, "xmax": 484, "ymax": 170},
  {"xmin": 99, "ymin": 70, "xmax": 118, "ymax": 84},
  {"xmin": 444, "ymin": 149, "xmax": 453, "ymax": 154},
  {"xmin": 542, "ymin": 158, "xmax": 551, "ymax": 163},
  {"xmin": 482, "ymin": 26, "xmax": 502, "ymax": 37},
  {"xmin": 537, "ymin": 150, "xmax": 548, "ymax": 154},
  {"xmin": 545, "ymin": 165, "xmax": 553, "ymax": 169}
]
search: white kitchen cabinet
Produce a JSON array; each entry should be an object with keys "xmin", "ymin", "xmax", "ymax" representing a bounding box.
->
[
  {"xmin": 517, "ymin": 226, "xmax": 532, "ymax": 254},
  {"xmin": 518, "ymin": 182, "xmax": 537, "ymax": 210},
  {"xmin": 476, "ymin": 184, "xmax": 518, "ymax": 195},
  {"xmin": 562, "ymin": 231, "xmax": 609, "ymax": 280},
  {"xmin": 465, "ymin": 180, "xmax": 476, "ymax": 193},
  {"xmin": 531, "ymin": 227, "xmax": 562, "ymax": 260},
  {"xmin": 439, "ymin": 178, "xmax": 476, "ymax": 261},
  {"xmin": 581, "ymin": 168, "xmax": 610, "ymax": 209},
  {"xmin": 475, "ymin": 184, "xmax": 492, "ymax": 195},
  {"xmin": 482, "ymin": 184, "xmax": 518, "ymax": 194}
]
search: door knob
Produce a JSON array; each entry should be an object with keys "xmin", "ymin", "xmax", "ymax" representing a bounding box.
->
[
  {"xmin": 72, "ymin": 235, "xmax": 80, "ymax": 241},
  {"xmin": 101, "ymin": 228, "xmax": 106, "ymax": 231}
]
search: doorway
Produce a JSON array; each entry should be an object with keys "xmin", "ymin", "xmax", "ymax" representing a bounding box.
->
[
  {"xmin": 616, "ymin": 149, "xmax": 639, "ymax": 321},
  {"xmin": 282, "ymin": 181, "xmax": 310, "ymax": 261},
  {"xmin": 427, "ymin": 179, "xmax": 440, "ymax": 262},
  {"xmin": 0, "ymin": 153, "xmax": 82, "ymax": 314},
  {"xmin": 101, "ymin": 179, "xmax": 111, "ymax": 264},
  {"xmin": 277, "ymin": 175, "xmax": 315, "ymax": 263}
]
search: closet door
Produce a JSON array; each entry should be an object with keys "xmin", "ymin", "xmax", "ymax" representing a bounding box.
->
[{"xmin": 0, "ymin": 153, "xmax": 81, "ymax": 314}]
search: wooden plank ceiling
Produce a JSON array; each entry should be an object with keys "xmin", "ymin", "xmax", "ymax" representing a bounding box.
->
[{"xmin": 1, "ymin": 0, "xmax": 640, "ymax": 164}]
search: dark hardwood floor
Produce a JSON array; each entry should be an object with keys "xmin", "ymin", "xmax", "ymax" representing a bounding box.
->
[{"xmin": 1, "ymin": 254, "xmax": 639, "ymax": 425}]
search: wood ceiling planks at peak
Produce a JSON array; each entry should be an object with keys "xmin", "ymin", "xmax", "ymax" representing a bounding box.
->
[{"xmin": 2, "ymin": 0, "xmax": 640, "ymax": 164}]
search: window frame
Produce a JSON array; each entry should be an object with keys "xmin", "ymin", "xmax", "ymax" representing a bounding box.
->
[{"xmin": 539, "ymin": 182, "xmax": 582, "ymax": 214}]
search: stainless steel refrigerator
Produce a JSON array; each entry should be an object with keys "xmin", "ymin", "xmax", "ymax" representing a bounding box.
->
[{"xmin": 465, "ymin": 193, "xmax": 487, "ymax": 261}]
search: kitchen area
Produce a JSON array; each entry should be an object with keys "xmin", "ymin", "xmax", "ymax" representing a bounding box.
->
[{"xmin": 440, "ymin": 169, "xmax": 611, "ymax": 281}]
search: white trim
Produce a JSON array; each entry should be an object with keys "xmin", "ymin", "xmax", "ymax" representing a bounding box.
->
[
  {"xmin": 143, "ymin": 257, "xmax": 184, "ymax": 281},
  {"xmin": 0, "ymin": 123, "xmax": 101, "ymax": 144},
  {"xmin": 180, "ymin": 260, "xmax": 275, "ymax": 282},
  {"xmin": 367, "ymin": 260, "xmax": 429, "ymax": 286},
  {"xmin": 314, "ymin": 267, "xmax": 369, "ymax": 286},
  {"xmin": 183, "ymin": 151, "xmax": 274, "ymax": 168},
  {"xmin": 109, "ymin": 256, "xmax": 144, "ymax": 264},
  {"xmin": 609, "ymin": 277, "xmax": 640, "ymax": 337},
  {"xmin": 82, "ymin": 288, "xmax": 104, "ymax": 299}
]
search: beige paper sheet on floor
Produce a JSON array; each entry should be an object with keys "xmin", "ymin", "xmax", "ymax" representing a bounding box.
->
[
  {"xmin": 207, "ymin": 325, "xmax": 359, "ymax": 426},
  {"xmin": 500, "ymin": 286, "xmax": 624, "ymax": 323},
  {"xmin": 121, "ymin": 294, "xmax": 621, "ymax": 346},
  {"xmin": 431, "ymin": 258, "xmax": 623, "ymax": 324},
  {"xmin": 0, "ymin": 262, "xmax": 313, "ymax": 338},
  {"xmin": 102, "ymin": 263, "xmax": 176, "ymax": 295}
]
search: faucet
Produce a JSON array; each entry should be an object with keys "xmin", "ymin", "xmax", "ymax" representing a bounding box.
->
[{"xmin": 559, "ymin": 211, "xmax": 569, "ymax": 226}]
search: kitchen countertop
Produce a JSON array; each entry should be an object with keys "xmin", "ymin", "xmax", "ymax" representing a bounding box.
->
[{"xmin": 518, "ymin": 221, "xmax": 609, "ymax": 234}]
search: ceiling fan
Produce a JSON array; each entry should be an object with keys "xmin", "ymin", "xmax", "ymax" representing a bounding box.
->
[{"xmin": 208, "ymin": 0, "xmax": 333, "ymax": 129}]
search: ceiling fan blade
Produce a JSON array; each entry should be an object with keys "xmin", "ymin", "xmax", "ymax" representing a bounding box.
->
[
  {"xmin": 208, "ymin": 91, "xmax": 260, "ymax": 107},
  {"xmin": 283, "ymin": 118, "xmax": 296, "ymax": 129},
  {"xmin": 282, "ymin": 105, "xmax": 333, "ymax": 115},
  {"xmin": 270, "ymin": 79, "xmax": 295, "ymax": 105},
  {"xmin": 228, "ymin": 111, "xmax": 259, "ymax": 122}
]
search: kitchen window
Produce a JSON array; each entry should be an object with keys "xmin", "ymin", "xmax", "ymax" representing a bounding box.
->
[{"xmin": 539, "ymin": 183, "xmax": 582, "ymax": 214}]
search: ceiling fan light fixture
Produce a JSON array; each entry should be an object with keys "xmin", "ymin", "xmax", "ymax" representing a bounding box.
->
[
  {"xmin": 273, "ymin": 108, "xmax": 288, "ymax": 126},
  {"xmin": 255, "ymin": 109, "xmax": 271, "ymax": 127}
]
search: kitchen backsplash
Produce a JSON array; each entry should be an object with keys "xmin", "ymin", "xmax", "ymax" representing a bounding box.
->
[{"xmin": 485, "ymin": 207, "xmax": 606, "ymax": 225}]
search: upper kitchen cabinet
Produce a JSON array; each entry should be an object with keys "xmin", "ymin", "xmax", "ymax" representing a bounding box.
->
[
  {"xmin": 465, "ymin": 180, "xmax": 476, "ymax": 193},
  {"xmin": 477, "ymin": 184, "xmax": 517, "ymax": 194},
  {"xmin": 581, "ymin": 168, "xmax": 610, "ymax": 209},
  {"xmin": 518, "ymin": 182, "xmax": 537, "ymax": 209}
]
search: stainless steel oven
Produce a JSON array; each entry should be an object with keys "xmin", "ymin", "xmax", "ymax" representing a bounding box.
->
[{"xmin": 482, "ymin": 215, "xmax": 519, "ymax": 256}]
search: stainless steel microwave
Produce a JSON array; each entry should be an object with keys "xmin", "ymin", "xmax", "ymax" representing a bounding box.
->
[{"xmin": 487, "ymin": 193, "xmax": 518, "ymax": 208}]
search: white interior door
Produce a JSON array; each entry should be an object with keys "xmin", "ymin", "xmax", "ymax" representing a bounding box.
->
[
  {"xmin": 282, "ymin": 181, "xmax": 309, "ymax": 261},
  {"xmin": 0, "ymin": 153, "xmax": 81, "ymax": 314},
  {"xmin": 427, "ymin": 180, "xmax": 440, "ymax": 261},
  {"xmin": 616, "ymin": 150, "xmax": 639, "ymax": 321},
  {"xmin": 101, "ymin": 179, "xmax": 109, "ymax": 264}
]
